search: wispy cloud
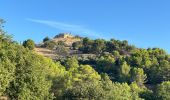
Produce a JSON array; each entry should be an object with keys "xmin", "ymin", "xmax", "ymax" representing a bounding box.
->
[{"xmin": 26, "ymin": 18, "xmax": 102, "ymax": 38}]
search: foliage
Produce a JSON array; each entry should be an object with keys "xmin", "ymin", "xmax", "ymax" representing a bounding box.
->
[
  {"xmin": 43, "ymin": 40, "xmax": 56, "ymax": 49},
  {"xmin": 155, "ymin": 81, "xmax": 170, "ymax": 100},
  {"xmin": 0, "ymin": 39, "xmax": 16, "ymax": 96},
  {"xmin": 72, "ymin": 41, "xmax": 82, "ymax": 50},
  {"xmin": 43, "ymin": 36, "xmax": 50, "ymax": 42},
  {"xmin": 118, "ymin": 61, "xmax": 131, "ymax": 82},
  {"xmin": 0, "ymin": 34, "xmax": 56, "ymax": 99},
  {"xmin": 22, "ymin": 39, "xmax": 35, "ymax": 50},
  {"xmin": 131, "ymin": 68, "xmax": 147, "ymax": 87},
  {"xmin": 4, "ymin": 47, "xmax": 55, "ymax": 99},
  {"xmin": 55, "ymin": 45, "xmax": 69, "ymax": 56}
]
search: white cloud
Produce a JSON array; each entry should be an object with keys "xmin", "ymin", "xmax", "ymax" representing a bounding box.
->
[{"xmin": 26, "ymin": 18, "xmax": 102, "ymax": 38}]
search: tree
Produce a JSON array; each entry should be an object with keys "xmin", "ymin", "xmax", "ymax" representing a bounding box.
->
[
  {"xmin": 22, "ymin": 39, "xmax": 35, "ymax": 50},
  {"xmin": 112, "ymin": 50, "xmax": 120, "ymax": 57},
  {"xmin": 0, "ymin": 31, "xmax": 54, "ymax": 99},
  {"xmin": 0, "ymin": 21, "xmax": 16, "ymax": 96},
  {"xmin": 43, "ymin": 40, "xmax": 56, "ymax": 49},
  {"xmin": 147, "ymin": 59, "xmax": 170, "ymax": 84},
  {"xmin": 82, "ymin": 37, "xmax": 91, "ymax": 46},
  {"xmin": 92, "ymin": 39, "xmax": 106, "ymax": 54},
  {"xmin": 159, "ymin": 60, "xmax": 170, "ymax": 82},
  {"xmin": 155, "ymin": 81, "xmax": 170, "ymax": 100},
  {"xmin": 65, "ymin": 57, "xmax": 79, "ymax": 71},
  {"xmin": 118, "ymin": 61, "xmax": 131, "ymax": 82},
  {"xmin": 106, "ymin": 41, "xmax": 116, "ymax": 52},
  {"xmin": 81, "ymin": 37, "xmax": 93, "ymax": 53},
  {"xmin": 77, "ymin": 65, "xmax": 101, "ymax": 81},
  {"xmin": 97, "ymin": 56, "xmax": 115, "ymax": 74},
  {"xmin": 131, "ymin": 68, "xmax": 147, "ymax": 87},
  {"xmin": 60, "ymin": 58, "xmax": 104, "ymax": 100},
  {"xmin": 55, "ymin": 45, "xmax": 69, "ymax": 56},
  {"xmin": 72, "ymin": 41, "xmax": 82, "ymax": 50},
  {"xmin": 6, "ymin": 48, "xmax": 54, "ymax": 99},
  {"xmin": 109, "ymin": 83, "xmax": 142, "ymax": 100},
  {"xmin": 130, "ymin": 82, "xmax": 154, "ymax": 100},
  {"xmin": 63, "ymin": 81, "xmax": 104, "ymax": 100},
  {"xmin": 43, "ymin": 36, "xmax": 50, "ymax": 42},
  {"xmin": 0, "ymin": 44, "xmax": 16, "ymax": 96}
]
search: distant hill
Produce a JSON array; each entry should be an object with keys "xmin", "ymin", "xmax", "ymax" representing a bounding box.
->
[
  {"xmin": 34, "ymin": 32, "xmax": 135, "ymax": 60},
  {"xmin": 34, "ymin": 33, "xmax": 82, "ymax": 59}
]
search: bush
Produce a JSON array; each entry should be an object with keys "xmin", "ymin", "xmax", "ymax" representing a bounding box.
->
[{"xmin": 43, "ymin": 41, "xmax": 56, "ymax": 49}]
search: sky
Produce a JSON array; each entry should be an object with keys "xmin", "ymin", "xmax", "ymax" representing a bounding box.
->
[{"xmin": 1, "ymin": 0, "xmax": 170, "ymax": 53}]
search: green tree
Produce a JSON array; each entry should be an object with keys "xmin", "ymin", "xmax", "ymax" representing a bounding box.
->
[
  {"xmin": 155, "ymin": 81, "xmax": 170, "ymax": 100},
  {"xmin": 106, "ymin": 40, "xmax": 117, "ymax": 52},
  {"xmin": 0, "ymin": 20, "xmax": 16, "ymax": 96},
  {"xmin": 6, "ymin": 47, "xmax": 54, "ymax": 100},
  {"xmin": 0, "ymin": 32, "xmax": 55, "ymax": 99},
  {"xmin": 72, "ymin": 41, "xmax": 82, "ymax": 50},
  {"xmin": 97, "ymin": 56, "xmax": 115, "ymax": 74},
  {"xmin": 119, "ymin": 61, "xmax": 131, "ymax": 82},
  {"xmin": 81, "ymin": 37, "xmax": 93, "ymax": 53},
  {"xmin": 131, "ymin": 68, "xmax": 147, "ymax": 87},
  {"xmin": 22, "ymin": 39, "xmax": 35, "ymax": 50},
  {"xmin": 130, "ymin": 82, "xmax": 153, "ymax": 100},
  {"xmin": 0, "ymin": 45, "xmax": 16, "ymax": 96},
  {"xmin": 43, "ymin": 36, "xmax": 50, "ymax": 42},
  {"xmin": 159, "ymin": 60, "xmax": 170, "ymax": 81},
  {"xmin": 112, "ymin": 50, "xmax": 120, "ymax": 57},
  {"xmin": 63, "ymin": 81, "xmax": 104, "ymax": 100},
  {"xmin": 92, "ymin": 39, "xmax": 106, "ymax": 54},
  {"xmin": 55, "ymin": 45, "xmax": 69, "ymax": 56},
  {"xmin": 65, "ymin": 57, "xmax": 79, "ymax": 71},
  {"xmin": 59, "ymin": 58, "xmax": 104, "ymax": 100},
  {"xmin": 109, "ymin": 82, "xmax": 142, "ymax": 100},
  {"xmin": 43, "ymin": 40, "xmax": 56, "ymax": 49}
]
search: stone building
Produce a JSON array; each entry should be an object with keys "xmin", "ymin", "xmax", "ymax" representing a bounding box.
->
[{"xmin": 54, "ymin": 33, "xmax": 73, "ymax": 38}]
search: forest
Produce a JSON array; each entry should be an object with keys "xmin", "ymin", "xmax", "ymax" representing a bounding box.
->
[{"xmin": 0, "ymin": 19, "xmax": 170, "ymax": 100}]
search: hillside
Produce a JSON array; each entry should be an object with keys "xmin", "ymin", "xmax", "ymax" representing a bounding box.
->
[
  {"xmin": 34, "ymin": 32, "xmax": 170, "ymax": 85},
  {"xmin": 34, "ymin": 33, "xmax": 82, "ymax": 59},
  {"xmin": 52, "ymin": 33, "xmax": 81, "ymax": 46},
  {"xmin": 34, "ymin": 33, "xmax": 134, "ymax": 60},
  {"xmin": 1, "ymin": 19, "xmax": 170, "ymax": 99},
  {"xmin": 1, "ymin": 31, "xmax": 170, "ymax": 100},
  {"xmin": 1, "ymin": 0, "xmax": 170, "ymax": 99}
]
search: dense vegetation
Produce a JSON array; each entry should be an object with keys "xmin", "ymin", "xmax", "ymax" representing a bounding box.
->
[
  {"xmin": 72, "ymin": 37, "xmax": 170, "ymax": 84},
  {"xmin": 0, "ymin": 19, "xmax": 170, "ymax": 100}
]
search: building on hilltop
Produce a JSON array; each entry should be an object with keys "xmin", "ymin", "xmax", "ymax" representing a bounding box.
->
[{"xmin": 54, "ymin": 33, "xmax": 74, "ymax": 38}]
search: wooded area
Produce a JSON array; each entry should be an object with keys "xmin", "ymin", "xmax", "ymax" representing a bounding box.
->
[{"xmin": 0, "ymin": 19, "xmax": 170, "ymax": 100}]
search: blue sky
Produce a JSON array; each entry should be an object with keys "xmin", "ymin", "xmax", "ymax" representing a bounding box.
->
[{"xmin": 1, "ymin": 0, "xmax": 170, "ymax": 53}]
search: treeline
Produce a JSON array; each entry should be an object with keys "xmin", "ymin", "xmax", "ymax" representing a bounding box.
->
[
  {"xmin": 0, "ymin": 33, "xmax": 145, "ymax": 100},
  {"xmin": 73, "ymin": 37, "xmax": 135, "ymax": 55},
  {"xmin": 0, "ymin": 19, "xmax": 170, "ymax": 100},
  {"xmin": 73, "ymin": 37, "xmax": 170, "ymax": 84}
]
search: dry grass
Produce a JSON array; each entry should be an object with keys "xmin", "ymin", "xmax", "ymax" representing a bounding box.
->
[
  {"xmin": 34, "ymin": 35, "xmax": 81, "ymax": 59},
  {"xmin": 34, "ymin": 47, "xmax": 56, "ymax": 58}
]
